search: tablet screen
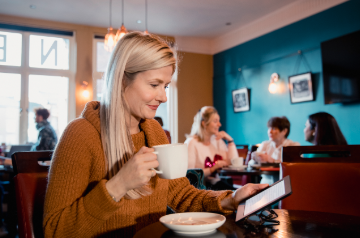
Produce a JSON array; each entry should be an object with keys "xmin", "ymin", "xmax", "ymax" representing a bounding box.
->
[
  {"xmin": 235, "ymin": 176, "xmax": 292, "ymax": 222},
  {"xmin": 244, "ymin": 180, "xmax": 285, "ymax": 216}
]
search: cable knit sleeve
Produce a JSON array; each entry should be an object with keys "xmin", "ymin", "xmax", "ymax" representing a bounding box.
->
[
  {"xmin": 167, "ymin": 177, "xmax": 233, "ymax": 215},
  {"xmin": 43, "ymin": 119, "xmax": 123, "ymax": 238}
]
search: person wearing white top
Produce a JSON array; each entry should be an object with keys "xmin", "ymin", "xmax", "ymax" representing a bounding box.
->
[
  {"xmin": 253, "ymin": 116, "xmax": 300, "ymax": 163},
  {"xmin": 252, "ymin": 116, "xmax": 299, "ymax": 185},
  {"xmin": 185, "ymin": 106, "xmax": 239, "ymax": 190}
]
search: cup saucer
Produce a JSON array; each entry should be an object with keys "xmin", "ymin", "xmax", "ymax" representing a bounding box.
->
[{"xmin": 227, "ymin": 165, "xmax": 247, "ymax": 169}]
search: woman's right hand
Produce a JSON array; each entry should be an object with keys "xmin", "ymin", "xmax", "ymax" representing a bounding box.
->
[
  {"xmin": 210, "ymin": 160, "xmax": 228, "ymax": 173},
  {"xmin": 105, "ymin": 146, "xmax": 159, "ymax": 201}
]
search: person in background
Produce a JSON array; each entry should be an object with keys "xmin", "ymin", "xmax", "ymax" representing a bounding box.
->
[
  {"xmin": 304, "ymin": 112, "xmax": 347, "ymax": 146},
  {"xmin": 253, "ymin": 116, "xmax": 300, "ymax": 164},
  {"xmin": 185, "ymin": 106, "xmax": 238, "ymax": 190},
  {"xmin": 31, "ymin": 108, "xmax": 58, "ymax": 151},
  {"xmin": 154, "ymin": 116, "xmax": 171, "ymax": 143},
  {"xmin": 43, "ymin": 32, "xmax": 268, "ymax": 237}
]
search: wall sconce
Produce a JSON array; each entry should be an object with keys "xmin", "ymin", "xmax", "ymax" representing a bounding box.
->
[
  {"xmin": 81, "ymin": 81, "xmax": 90, "ymax": 98},
  {"xmin": 268, "ymin": 73, "xmax": 279, "ymax": 94}
]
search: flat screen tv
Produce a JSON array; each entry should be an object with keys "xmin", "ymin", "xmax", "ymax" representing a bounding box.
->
[{"xmin": 321, "ymin": 30, "xmax": 360, "ymax": 104}]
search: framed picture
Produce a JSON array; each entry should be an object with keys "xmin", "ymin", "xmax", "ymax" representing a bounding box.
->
[
  {"xmin": 289, "ymin": 72, "xmax": 314, "ymax": 104},
  {"xmin": 232, "ymin": 87, "xmax": 250, "ymax": 112}
]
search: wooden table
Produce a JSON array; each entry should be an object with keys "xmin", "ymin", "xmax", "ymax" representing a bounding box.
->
[
  {"xmin": 219, "ymin": 167, "xmax": 279, "ymax": 183},
  {"xmin": 134, "ymin": 209, "xmax": 360, "ymax": 238}
]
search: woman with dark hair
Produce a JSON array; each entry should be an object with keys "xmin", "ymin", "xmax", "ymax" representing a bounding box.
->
[{"xmin": 304, "ymin": 112, "xmax": 347, "ymax": 145}]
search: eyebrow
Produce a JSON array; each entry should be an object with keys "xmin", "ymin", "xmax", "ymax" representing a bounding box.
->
[{"xmin": 151, "ymin": 78, "xmax": 171, "ymax": 85}]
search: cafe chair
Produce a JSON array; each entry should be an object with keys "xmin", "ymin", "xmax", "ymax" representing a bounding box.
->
[
  {"xmin": 236, "ymin": 145, "xmax": 248, "ymax": 159},
  {"xmin": 164, "ymin": 130, "xmax": 171, "ymax": 144},
  {"xmin": 280, "ymin": 145, "xmax": 360, "ymax": 217},
  {"xmin": 11, "ymin": 151, "xmax": 53, "ymax": 238},
  {"xmin": 232, "ymin": 145, "xmax": 259, "ymax": 186}
]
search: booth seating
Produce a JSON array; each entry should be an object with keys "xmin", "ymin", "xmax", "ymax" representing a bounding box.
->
[
  {"xmin": 12, "ymin": 151, "xmax": 53, "ymax": 238},
  {"xmin": 280, "ymin": 145, "xmax": 360, "ymax": 217}
]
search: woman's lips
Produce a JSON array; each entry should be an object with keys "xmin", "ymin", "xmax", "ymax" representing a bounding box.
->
[{"xmin": 148, "ymin": 105, "xmax": 159, "ymax": 110}]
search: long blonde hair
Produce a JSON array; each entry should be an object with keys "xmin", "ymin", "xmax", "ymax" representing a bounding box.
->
[
  {"xmin": 100, "ymin": 32, "xmax": 176, "ymax": 199},
  {"xmin": 187, "ymin": 106, "xmax": 218, "ymax": 142}
]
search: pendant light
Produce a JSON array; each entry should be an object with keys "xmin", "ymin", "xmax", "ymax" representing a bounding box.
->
[
  {"xmin": 104, "ymin": 0, "xmax": 116, "ymax": 52},
  {"xmin": 144, "ymin": 0, "xmax": 149, "ymax": 35},
  {"xmin": 115, "ymin": 0, "xmax": 128, "ymax": 41}
]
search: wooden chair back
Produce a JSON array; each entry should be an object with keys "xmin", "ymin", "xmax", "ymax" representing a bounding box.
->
[
  {"xmin": 280, "ymin": 145, "xmax": 360, "ymax": 217},
  {"xmin": 282, "ymin": 145, "xmax": 360, "ymax": 162},
  {"xmin": 12, "ymin": 151, "xmax": 53, "ymax": 238},
  {"xmin": 236, "ymin": 145, "xmax": 248, "ymax": 161}
]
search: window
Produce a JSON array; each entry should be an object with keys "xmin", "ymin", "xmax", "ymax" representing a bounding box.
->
[
  {"xmin": 0, "ymin": 27, "xmax": 75, "ymax": 145},
  {"xmin": 92, "ymin": 37, "xmax": 178, "ymax": 142}
]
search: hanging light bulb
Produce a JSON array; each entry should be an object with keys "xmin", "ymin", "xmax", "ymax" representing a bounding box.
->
[
  {"xmin": 144, "ymin": 0, "xmax": 149, "ymax": 35},
  {"xmin": 104, "ymin": 0, "xmax": 117, "ymax": 52},
  {"xmin": 115, "ymin": 0, "xmax": 128, "ymax": 41},
  {"xmin": 104, "ymin": 27, "xmax": 116, "ymax": 52}
]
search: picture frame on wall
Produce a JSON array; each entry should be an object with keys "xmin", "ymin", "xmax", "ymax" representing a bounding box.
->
[
  {"xmin": 232, "ymin": 87, "xmax": 250, "ymax": 112},
  {"xmin": 289, "ymin": 72, "xmax": 314, "ymax": 104}
]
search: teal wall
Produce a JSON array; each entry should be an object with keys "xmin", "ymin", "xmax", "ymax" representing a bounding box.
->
[{"xmin": 213, "ymin": 1, "xmax": 360, "ymax": 146}]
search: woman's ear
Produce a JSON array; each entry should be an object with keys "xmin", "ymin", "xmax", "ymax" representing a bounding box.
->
[{"xmin": 201, "ymin": 121, "xmax": 205, "ymax": 129}]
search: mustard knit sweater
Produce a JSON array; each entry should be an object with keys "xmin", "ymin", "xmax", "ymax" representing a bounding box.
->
[{"xmin": 43, "ymin": 101, "xmax": 233, "ymax": 238}]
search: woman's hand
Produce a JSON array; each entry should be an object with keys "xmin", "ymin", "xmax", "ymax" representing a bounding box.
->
[
  {"xmin": 209, "ymin": 160, "xmax": 229, "ymax": 173},
  {"xmin": 215, "ymin": 131, "xmax": 233, "ymax": 142},
  {"xmin": 257, "ymin": 153, "xmax": 274, "ymax": 163},
  {"xmin": 105, "ymin": 146, "xmax": 159, "ymax": 201},
  {"xmin": 221, "ymin": 183, "xmax": 269, "ymax": 210}
]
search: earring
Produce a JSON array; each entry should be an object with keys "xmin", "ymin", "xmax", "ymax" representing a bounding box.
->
[{"xmin": 312, "ymin": 132, "xmax": 315, "ymax": 136}]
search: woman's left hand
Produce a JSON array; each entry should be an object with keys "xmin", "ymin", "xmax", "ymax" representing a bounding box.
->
[
  {"xmin": 220, "ymin": 183, "xmax": 269, "ymax": 210},
  {"xmin": 257, "ymin": 153, "xmax": 274, "ymax": 163},
  {"xmin": 215, "ymin": 131, "xmax": 233, "ymax": 141}
]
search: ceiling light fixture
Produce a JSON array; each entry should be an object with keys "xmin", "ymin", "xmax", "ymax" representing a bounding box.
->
[
  {"xmin": 144, "ymin": 0, "xmax": 149, "ymax": 35},
  {"xmin": 115, "ymin": 0, "xmax": 128, "ymax": 41},
  {"xmin": 104, "ymin": 0, "xmax": 116, "ymax": 52}
]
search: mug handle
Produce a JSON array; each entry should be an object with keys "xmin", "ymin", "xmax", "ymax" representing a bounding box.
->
[{"xmin": 152, "ymin": 151, "xmax": 163, "ymax": 174}]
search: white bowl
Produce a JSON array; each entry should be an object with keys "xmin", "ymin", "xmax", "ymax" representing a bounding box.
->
[{"xmin": 159, "ymin": 212, "xmax": 226, "ymax": 235}]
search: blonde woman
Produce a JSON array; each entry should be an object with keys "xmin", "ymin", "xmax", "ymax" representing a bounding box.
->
[
  {"xmin": 185, "ymin": 106, "xmax": 239, "ymax": 190},
  {"xmin": 43, "ymin": 32, "xmax": 267, "ymax": 237}
]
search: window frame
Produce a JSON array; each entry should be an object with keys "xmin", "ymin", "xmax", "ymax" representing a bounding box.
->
[{"xmin": 0, "ymin": 28, "xmax": 76, "ymax": 144}]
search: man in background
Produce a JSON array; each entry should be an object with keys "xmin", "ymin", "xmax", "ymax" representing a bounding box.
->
[{"xmin": 31, "ymin": 108, "xmax": 58, "ymax": 151}]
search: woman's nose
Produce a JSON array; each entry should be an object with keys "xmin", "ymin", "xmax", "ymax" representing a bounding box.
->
[{"xmin": 157, "ymin": 88, "xmax": 167, "ymax": 103}]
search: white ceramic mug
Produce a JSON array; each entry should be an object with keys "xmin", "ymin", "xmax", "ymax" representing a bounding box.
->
[
  {"xmin": 152, "ymin": 143, "xmax": 188, "ymax": 179},
  {"xmin": 231, "ymin": 157, "xmax": 244, "ymax": 167}
]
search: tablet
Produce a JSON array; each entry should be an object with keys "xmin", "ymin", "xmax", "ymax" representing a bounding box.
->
[{"xmin": 235, "ymin": 175, "xmax": 292, "ymax": 222}]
